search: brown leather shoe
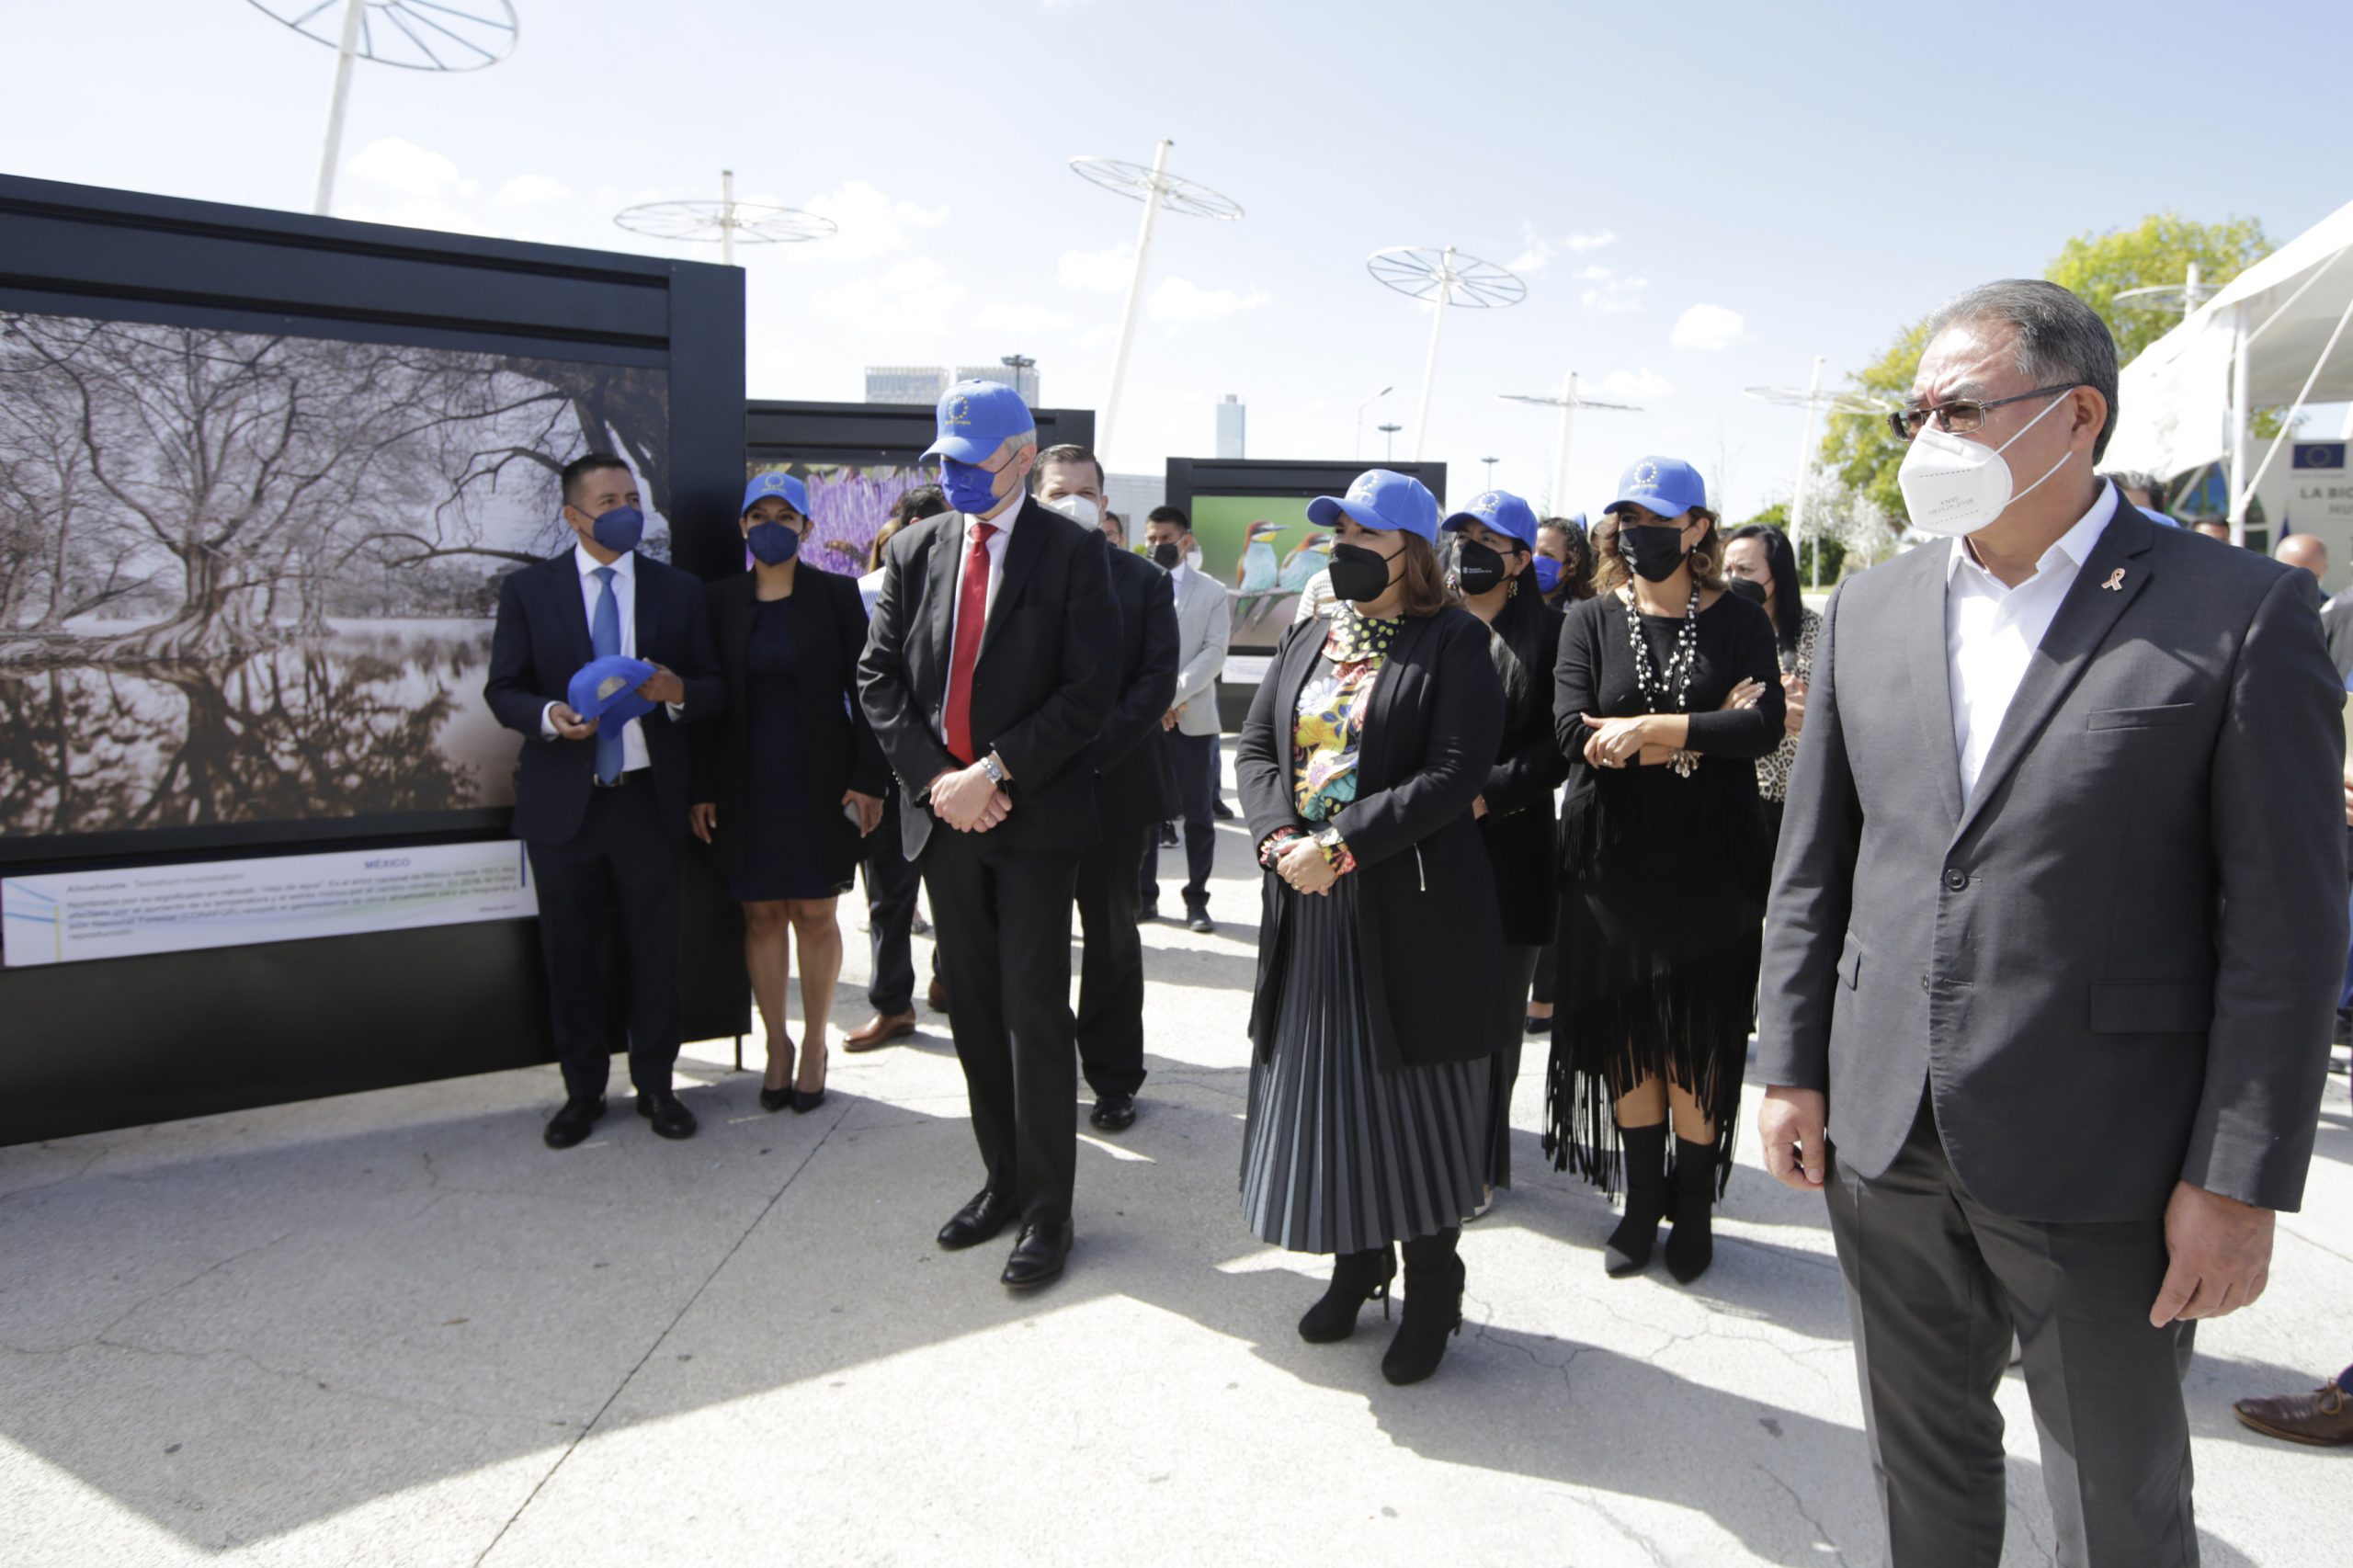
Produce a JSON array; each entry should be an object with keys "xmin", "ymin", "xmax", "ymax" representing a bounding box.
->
[
  {"xmin": 927, "ymin": 977, "xmax": 949, "ymax": 1015},
  {"xmin": 843, "ymin": 1011, "xmax": 917, "ymax": 1053},
  {"xmin": 2233, "ymin": 1381, "xmax": 2353, "ymax": 1447}
]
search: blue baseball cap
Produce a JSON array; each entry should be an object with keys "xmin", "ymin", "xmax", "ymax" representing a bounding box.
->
[
  {"xmin": 741, "ymin": 472, "xmax": 809, "ymax": 517},
  {"xmin": 567, "ymin": 654, "xmax": 659, "ymax": 728},
  {"xmin": 1305, "ymin": 469, "xmax": 1440, "ymax": 544},
  {"xmin": 922, "ymin": 379, "xmax": 1036, "ymax": 462},
  {"xmin": 1603, "ymin": 456, "xmax": 1710, "ymax": 520},
  {"xmin": 1442, "ymin": 489, "xmax": 1540, "ymax": 549}
]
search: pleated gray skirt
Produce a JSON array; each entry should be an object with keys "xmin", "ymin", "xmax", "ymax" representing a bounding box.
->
[{"xmin": 1239, "ymin": 878, "xmax": 1491, "ymax": 1256}]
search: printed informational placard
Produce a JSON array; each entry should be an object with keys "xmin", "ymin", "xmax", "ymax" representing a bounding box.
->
[
  {"xmin": 2, "ymin": 841, "xmax": 537, "ymax": 968},
  {"xmin": 1222, "ymin": 654, "xmax": 1275, "ymax": 687}
]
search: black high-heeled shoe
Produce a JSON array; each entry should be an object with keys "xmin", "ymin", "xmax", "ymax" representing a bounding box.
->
[
  {"xmin": 758, "ymin": 1039, "xmax": 797, "ymax": 1113},
  {"xmin": 790, "ymin": 1045, "xmax": 828, "ymax": 1114},
  {"xmin": 1298, "ymin": 1246, "xmax": 1396, "ymax": 1343}
]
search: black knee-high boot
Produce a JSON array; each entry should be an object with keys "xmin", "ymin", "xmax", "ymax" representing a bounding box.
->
[
  {"xmin": 1664, "ymin": 1136, "xmax": 1718, "ymax": 1283},
  {"xmin": 1298, "ymin": 1246, "xmax": 1396, "ymax": 1344},
  {"xmin": 1605, "ymin": 1121, "xmax": 1669, "ymax": 1276},
  {"xmin": 1381, "ymin": 1229, "xmax": 1465, "ymax": 1386}
]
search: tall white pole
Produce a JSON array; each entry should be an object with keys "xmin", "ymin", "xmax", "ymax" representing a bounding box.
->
[
  {"xmin": 720, "ymin": 168, "xmax": 736, "ymax": 269},
  {"xmin": 1552, "ymin": 370, "xmax": 1578, "ymax": 516},
  {"xmin": 1411, "ymin": 247, "xmax": 1455, "ymax": 463},
  {"xmin": 1097, "ymin": 138, "xmax": 1172, "ymax": 467},
  {"xmin": 2229, "ymin": 303, "xmax": 2253, "ymax": 546},
  {"xmin": 2184, "ymin": 261, "xmax": 2202, "ymax": 321},
  {"xmin": 1793, "ymin": 353, "xmax": 1825, "ymax": 588},
  {"xmin": 313, "ymin": 0, "xmax": 367, "ymax": 216}
]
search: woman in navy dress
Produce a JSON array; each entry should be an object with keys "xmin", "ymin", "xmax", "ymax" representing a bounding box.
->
[{"xmin": 692, "ymin": 474, "xmax": 887, "ymax": 1112}]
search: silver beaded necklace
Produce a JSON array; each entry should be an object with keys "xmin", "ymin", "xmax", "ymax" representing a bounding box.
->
[{"xmin": 1620, "ymin": 584, "xmax": 1700, "ymax": 714}]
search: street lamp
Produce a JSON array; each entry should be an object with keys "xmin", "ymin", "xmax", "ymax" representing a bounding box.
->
[
  {"xmin": 1377, "ymin": 422, "xmax": 1404, "ymax": 461},
  {"xmin": 1480, "ymin": 456, "xmax": 1500, "ymax": 489},
  {"xmin": 1355, "ymin": 385, "xmax": 1394, "ymax": 460}
]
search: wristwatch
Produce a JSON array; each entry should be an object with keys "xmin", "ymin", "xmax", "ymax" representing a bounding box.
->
[{"xmin": 979, "ymin": 753, "xmax": 1009, "ymax": 786}]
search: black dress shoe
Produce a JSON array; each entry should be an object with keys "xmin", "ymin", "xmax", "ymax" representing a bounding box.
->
[
  {"xmin": 1186, "ymin": 906, "xmax": 1214, "ymax": 934},
  {"xmin": 1158, "ymin": 822, "xmax": 1180, "ymax": 847},
  {"xmin": 1211, "ymin": 797, "xmax": 1236, "ymax": 820},
  {"xmin": 636, "ymin": 1089, "xmax": 698, "ymax": 1140},
  {"xmin": 1001, "ymin": 1221, "xmax": 1073, "ymax": 1289},
  {"xmin": 1525, "ymin": 1014, "xmax": 1551, "ymax": 1036},
  {"xmin": 542, "ymin": 1096, "xmax": 607, "ymax": 1150},
  {"xmin": 1089, "ymin": 1092, "xmax": 1138, "ymax": 1132},
  {"xmin": 1138, "ymin": 902, "xmax": 1160, "ymax": 924},
  {"xmin": 937, "ymin": 1188, "xmax": 1017, "ymax": 1251}
]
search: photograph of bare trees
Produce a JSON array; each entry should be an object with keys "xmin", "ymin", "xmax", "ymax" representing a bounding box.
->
[{"xmin": 0, "ymin": 311, "xmax": 671, "ymax": 840}]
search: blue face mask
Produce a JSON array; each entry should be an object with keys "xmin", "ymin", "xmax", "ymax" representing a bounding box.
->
[
  {"xmin": 584, "ymin": 505, "xmax": 645, "ymax": 554},
  {"xmin": 938, "ymin": 457, "xmax": 1005, "ymax": 517},
  {"xmin": 1531, "ymin": 555, "xmax": 1563, "ymax": 595},
  {"xmin": 745, "ymin": 518, "xmax": 802, "ymax": 566}
]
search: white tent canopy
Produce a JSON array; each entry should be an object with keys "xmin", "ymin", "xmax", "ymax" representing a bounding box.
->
[{"xmin": 2104, "ymin": 197, "xmax": 2353, "ymax": 529}]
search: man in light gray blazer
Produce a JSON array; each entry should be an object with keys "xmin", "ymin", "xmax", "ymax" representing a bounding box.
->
[
  {"xmin": 1141, "ymin": 506, "xmax": 1231, "ymax": 931},
  {"xmin": 1756, "ymin": 279, "xmax": 2344, "ymax": 1568}
]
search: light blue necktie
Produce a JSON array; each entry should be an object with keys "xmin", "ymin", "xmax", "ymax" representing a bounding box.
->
[{"xmin": 591, "ymin": 566, "xmax": 624, "ymax": 784}]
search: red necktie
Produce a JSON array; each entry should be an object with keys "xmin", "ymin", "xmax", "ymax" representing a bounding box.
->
[{"xmin": 942, "ymin": 522, "xmax": 996, "ymax": 764}]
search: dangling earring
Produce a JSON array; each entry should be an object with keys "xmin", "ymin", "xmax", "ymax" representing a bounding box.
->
[{"xmin": 1506, "ymin": 577, "xmax": 1519, "ymax": 598}]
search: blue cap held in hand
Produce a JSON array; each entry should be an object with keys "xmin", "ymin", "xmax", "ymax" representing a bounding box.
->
[
  {"xmin": 1305, "ymin": 469, "xmax": 1441, "ymax": 544},
  {"xmin": 567, "ymin": 654, "xmax": 659, "ymax": 729},
  {"xmin": 922, "ymin": 379, "xmax": 1036, "ymax": 462},
  {"xmin": 1442, "ymin": 489, "xmax": 1540, "ymax": 549},
  {"xmin": 741, "ymin": 472, "xmax": 810, "ymax": 517},
  {"xmin": 1603, "ymin": 456, "xmax": 1710, "ymax": 520}
]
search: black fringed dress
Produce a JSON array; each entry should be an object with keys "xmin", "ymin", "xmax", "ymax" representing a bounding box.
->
[{"xmin": 1543, "ymin": 586, "xmax": 1784, "ymax": 1197}]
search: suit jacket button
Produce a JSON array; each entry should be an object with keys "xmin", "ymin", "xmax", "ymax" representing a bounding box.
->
[
  {"xmin": 1920, "ymin": 973, "xmax": 1931, "ymax": 993},
  {"xmin": 1942, "ymin": 867, "xmax": 1969, "ymax": 892}
]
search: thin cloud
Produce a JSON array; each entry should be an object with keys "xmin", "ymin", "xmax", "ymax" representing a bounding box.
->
[
  {"xmin": 1671, "ymin": 303, "xmax": 1746, "ymax": 350},
  {"xmin": 809, "ymin": 257, "xmax": 967, "ymax": 337},
  {"xmin": 494, "ymin": 174, "xmax": 572, "ymax": 208},
  {"xmin": 973, "ymin": 301, "xmax": 1076, "ymax": 335},
  {"xmin": 1565, "ymin": 230, "xmax": 1617, "ymax": 252},
  {"xmin": 1149, "ymin": 278, "xmax": 1270, "ymax": 323},
  {"xmin": 1578, "ymin": 266, "xmax": 1650, "ymax": 315},
  {"xmin": 801, "ymin": 181, "xmax": 949, "ymax": 261},
  {"xmin": 1506, "ymin": 222, "xmax": 1553, "ymax": 277},
  {"xmin": 1059, "ymin": 244, "xmax": 1133, "ymax": 293},
  {"xmin": 346, "ymin": 137, "xmax": 460, "ymax": 197},
  {"xmin": 1597, "ymin": 369, "xmax": 1674, "ymax": 401}
]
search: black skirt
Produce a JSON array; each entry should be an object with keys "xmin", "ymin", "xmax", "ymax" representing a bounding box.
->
[{"xmin": 1240, "ymin": 878, "xmax": 1490, "ymax": 1255}]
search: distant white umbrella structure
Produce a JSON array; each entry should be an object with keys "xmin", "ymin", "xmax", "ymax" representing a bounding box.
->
[
  {"xmin": 2113, "ymin": 261, "xmax": 2218, "ymax": 324},
  {"xmin": 1497, "ymin": 371, "xmax": 1642, "ymax": 516},
  {"xmin": 1069, "ymin": 142, "xmax": 1244, "ymax": 466},
  {"xmin": 614, "ymin": 170, "xmax": 836, "ymax": 267},
  {"xmin": 245, "ymin": 0, "xmax": 519, "ymax": 217},
  {"xmin": 1745, "ymin": 358, "xmax": 1885, "ymax": 588},
  {"xmin": 1368, "ymin": 246, "xmax": 1527, "ymax": 461}
]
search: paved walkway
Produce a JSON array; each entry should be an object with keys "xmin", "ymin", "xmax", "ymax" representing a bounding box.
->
[{"xmin": 1, "ymin": 796, "xmax": 2344, "ymax": 1566}]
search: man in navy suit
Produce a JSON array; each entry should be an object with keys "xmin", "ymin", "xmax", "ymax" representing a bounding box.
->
[{"xmin": 484, "ymin": 453, "xmax": 724, "ymax": 1149}]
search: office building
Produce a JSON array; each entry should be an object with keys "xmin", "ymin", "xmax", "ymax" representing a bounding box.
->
[{"xmin": 1216, "ymin": 393, "xmax": 1246, "ymax": 460}]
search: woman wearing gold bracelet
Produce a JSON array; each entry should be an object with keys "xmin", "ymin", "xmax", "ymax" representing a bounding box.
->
[{"xmin": 1234, "ymin": 469, "xmax": 1506, "ymax": 1386}]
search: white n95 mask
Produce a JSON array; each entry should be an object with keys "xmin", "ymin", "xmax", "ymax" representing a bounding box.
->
[
  {"xmin": 1040, "ymin": 493, "xmax": 1103, "ymax": 529},
  {"xmin": 1896, "ymin": 390, "xmax": 2075, "ymax": 538}
]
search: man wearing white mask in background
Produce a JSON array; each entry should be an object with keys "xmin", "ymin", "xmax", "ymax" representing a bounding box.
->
[{"xmin": 1756, "ymin": 279, "xmax": 2343, "ymax": 1566}]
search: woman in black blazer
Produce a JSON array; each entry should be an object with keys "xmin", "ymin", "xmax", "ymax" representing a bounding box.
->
[
  {"xmin": 691, "ymin": 475, "xmax": 888, "ymax": 1114},
  {"xmin": 1440, "ymin": 490, "xmax": 1572, "ymax": 1209},
  {"xmin": 1234, "ymin": 469, "xmax": 1506, "ymax": 1388}
]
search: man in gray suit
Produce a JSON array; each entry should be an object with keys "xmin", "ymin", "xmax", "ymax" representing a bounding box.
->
[
  {"xmin": 1141, "ymin": 505, "xmax": 1232, "ymax": 931},
  {"xmin": 1756, "ymin": 279, "xmax": 2344, "ymax": 1567}
]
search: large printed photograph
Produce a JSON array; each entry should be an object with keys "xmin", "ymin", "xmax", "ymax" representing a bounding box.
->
[
  {"xmin": 1187, "ymin": 494, "xmax": 1334, "ymax": 653},
  {"xmin": 0, "ymin": 310, "xmax": 671, "ymax": 842},
  {"xmin": 744, "ymin": 460, "xmax": 935, "ymax": 577}
]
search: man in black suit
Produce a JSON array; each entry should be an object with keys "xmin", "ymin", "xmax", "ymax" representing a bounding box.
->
[
  {"xmin": 1756, "ymin": 281, "xmax": 2344, "ymax": 1565},
  {"xmin": 1031, "ymin": 444, "xmax": 1179, "ymax": 1133},
  {"xmin": 483, "ymin": 454, "xmax": 723, "ymax": 1149},
  {"xmin": 858, "ymin": 381, "xmax": 1120, "ymax": 1288}
]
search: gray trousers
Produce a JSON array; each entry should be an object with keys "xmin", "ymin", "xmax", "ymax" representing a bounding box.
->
[{"xmin": 1824, "ymin": 1097, "xmax": 2197, "ymax": 1568}]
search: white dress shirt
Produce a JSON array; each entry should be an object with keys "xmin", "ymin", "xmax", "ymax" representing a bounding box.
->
[
  {"xmin": 1945, "ymin": 483, "xmax": 2118, "ymax": 801},
  {"xmin": 542, "ymin": 542, "xmax": 653, "ymax": 773},
  {"xmin": 1168, "ymin": 560, "xmax": 1189, "ymax": 597}
]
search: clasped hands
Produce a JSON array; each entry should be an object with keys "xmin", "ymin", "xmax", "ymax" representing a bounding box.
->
[
  {"xmin": 927, "ymin": 763, "xmax": 1012, "ymax": 834},
  {"xmin": 1581, "ymin": 677, "xmax": 1768, "ymax": 768},
  {"xmin": 1274, "ymin": 836, "xmax": 1337, "ymax": 895}
]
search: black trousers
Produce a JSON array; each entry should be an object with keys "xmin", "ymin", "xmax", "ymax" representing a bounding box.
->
[
  {"xmin": 1142, "ymin": 729, "xmax": 1217, "ymax": 911},
  {"xmin": 1825, "ymin": 1096, "xmax": 2197, "ymax": 1568},
  {"xmin": 1074, "ymin": 821, "xmax": 1151, "ymax": 1099},
  {"xmin": 922, "ymin": 828, "xmax": 1083, "ymax": 1225},
  {"xmin": 861, "ymin": 786, "xmax": 922, "ymax": 1015},
  {"xmin": 524, "ymin": 776, "xmax": 683, "ymax": 1103}
]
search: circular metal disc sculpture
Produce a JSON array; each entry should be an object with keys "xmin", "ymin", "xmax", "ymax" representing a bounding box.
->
[
  {"xmin": 615, "ymin": 172, "xmax": 836, "ymax": 267},
  {"xmin": 1500, "ymin": 373, "xmax": 1643, "ymax": 515},
  {"xmin": 1745, "ymin": 360, "xmax": 1889, "ymax": 588},
  {"xmin": 1368, "ymin": 246, "xmax": 1527, "ymax": 461}
]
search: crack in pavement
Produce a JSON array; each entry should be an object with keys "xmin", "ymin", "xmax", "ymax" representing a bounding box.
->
[{"xmin": 1754, "ymin": 1460, "xmax": 1852, "ymax": 1567}]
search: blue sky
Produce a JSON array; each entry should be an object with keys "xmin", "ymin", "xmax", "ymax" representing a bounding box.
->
[{"xmin": 4, "ymin": 0, "xmax": 2345, "ymax": 518}]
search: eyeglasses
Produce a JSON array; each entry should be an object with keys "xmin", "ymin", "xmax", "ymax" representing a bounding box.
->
[{"xmin": 1888, "ymin": 383, "xmax": 2077, "ymax": 442}]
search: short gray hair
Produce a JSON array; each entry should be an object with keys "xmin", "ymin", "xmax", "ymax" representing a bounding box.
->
[{"xmin": 1927, "ymin": 279, "xmax": 2120, "ymax": 461}]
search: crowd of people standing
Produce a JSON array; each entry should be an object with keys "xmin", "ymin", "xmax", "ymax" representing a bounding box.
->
[{"xmin": 485, "ymin": 276, "xmax": 2347, "ymax": 1565}]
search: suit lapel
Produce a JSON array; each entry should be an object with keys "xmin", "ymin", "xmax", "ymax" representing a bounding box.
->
[
  {"xmin": 1955, "ymin": 494, "xmax": 2154, "ymax": 840},
  {"xmin": 923, "ymin": 517, "xmax": 962, "ymax": 677},
  {"xmin": 976, "ymin": 499, "xmax": 1047, "ymax": 668},
  {"xmin": 1906, "ymin": 542, "xmax": 1965, "ymax": 829},
  {"xmin": 551, "ymin": 552, "xmax": 594, "ymax": 669},
  {"xmin": 1276, "ymin": 617, "xmax": 1325, "ymax": 801}
]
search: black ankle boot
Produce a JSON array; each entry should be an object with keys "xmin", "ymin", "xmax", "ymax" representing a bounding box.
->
[
  {"xmin": 1665, "ymin": 1136, "xmax": 1718, "ymax": 1284},
  {"xmin": 1298, "ymin": 1246, "xmax": 1395, "ymax": 1344},
  {"xmin": 1381, "ymin": 1230, "xmax": 1465, "ymax": 1386},
  {"xmin": 1605, "ymin": 1122, "xmax": 1670, "ymax": 1277}
]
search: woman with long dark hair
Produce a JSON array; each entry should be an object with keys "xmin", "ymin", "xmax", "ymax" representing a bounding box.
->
[
  {"xmin": 1236, "ymin": 469, "xmax": 1506, "ymax": 1386},
  {"xmin": 1722, "ymin": 524, "xmax": 1819, "ymax": 838},
  {"xmin": 1443, "ymin": 490, "xmax": 1570, "ymax": 1208},
  {"xmin": 1546, "ymin": 457, "xmax": 1783, "ymax": 1284},
  {"xmin": 1525, "ymin": 515, "xmax": 1595, "ymax": 1040}
]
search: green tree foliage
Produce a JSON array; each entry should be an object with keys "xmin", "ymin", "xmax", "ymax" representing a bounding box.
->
[{"xmin": 1823, "ymin": 213, "xmax": 2272, "ymax": 531}]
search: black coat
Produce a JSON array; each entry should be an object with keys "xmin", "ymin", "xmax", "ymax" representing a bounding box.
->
[
  {"xmin": 692, "ymin": 564, "xmax": 889, "ymax": 889},
  {"xmin": 1237, "ymin": 607, "xmax": 1508, "ymax": 1073},
  {"xmin": 483, "ymin": 549, "xmax": 723, "ymax": 846},
  {"xmin": 857, "ymin": 496, "xmax": 1120, "ymax": 858},
  {"xmin": 1092, "ymin": 546, "xmax": 1182, "ymax": 833},
  {"xmin": 1478, "ymin": 598, "xmax": 1572, "ymax": 946}
]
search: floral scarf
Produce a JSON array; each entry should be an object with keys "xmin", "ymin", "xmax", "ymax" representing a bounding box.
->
[{"xmin": 1291, "ymin": 608, "xmax": 1401, "ymax": 821}]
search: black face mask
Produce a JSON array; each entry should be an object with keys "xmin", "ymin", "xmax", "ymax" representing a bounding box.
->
[
  {"xmin": 1152, "ymin": 541, "xmax": 1182, "ymax": 569},
  {"xmin": 1454, "ymin": 538, "xmax": 1508, "ymax": 597},
  {"xmin": 1326, "ymin": 540, "xmax": 1398, "ymax": 603},
  {"xmin": 1619, "ymin": 522, "xmax": 1690, "ymax": 583},
  {"xmin": 1725, "ymin": 574, "xmax": 1768, "ymax": 607}
]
